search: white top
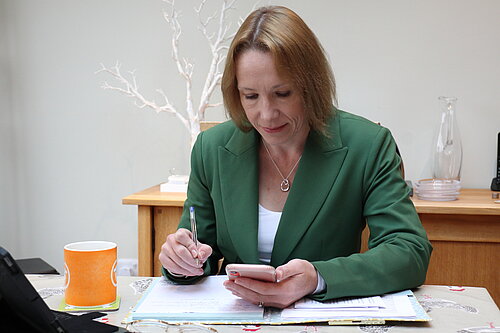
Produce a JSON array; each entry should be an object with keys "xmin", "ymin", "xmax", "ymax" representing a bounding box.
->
[
  {"xmin": 257, "ymin": 204, "xmax": 325, "ymax": 294},
  {"xmin": 258, "ymin": 204, "xmax": 281, "ymax": 264}
]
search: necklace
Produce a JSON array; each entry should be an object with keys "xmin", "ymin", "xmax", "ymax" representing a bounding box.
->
[{"xmin": 262, "ymin": 141, "xmax": 302, "ymax": 192}]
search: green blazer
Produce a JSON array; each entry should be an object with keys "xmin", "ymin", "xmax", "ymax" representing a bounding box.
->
[{"xmin": 167, "ymin": 110, "xmax": 432, "ymax": 301}]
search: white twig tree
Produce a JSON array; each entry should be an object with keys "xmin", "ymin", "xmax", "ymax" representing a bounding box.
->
[{"xmin": 96, "ymin": 0, "xmax": 238, "ymax": 148}]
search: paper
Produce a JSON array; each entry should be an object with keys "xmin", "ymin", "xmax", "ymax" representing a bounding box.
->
[
  {"xmin": 281, "ymin": 291, "xmax": 417, "ymax": 320},
  {"xmin": 131, "ymin": 276, "xmax": 263, "ymax": 321},
  {"xmin": 160, "ymin": 175, "xmax": 189, "ymax": 192},
  {"xmin": 129, "ymin": 277, "xmax": 430, "ymax": 325},
  {"xmin": 294, "ymin": 295, "xmax": 384, "ymax": 309},
  {"xmin": 160, "ymin": 182, "xmax": 188, "ymax": 193}
]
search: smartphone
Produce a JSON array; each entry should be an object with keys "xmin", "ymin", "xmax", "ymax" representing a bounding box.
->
[{"xmin": 225, "ymin": 264, "xmax": 277, "ymax": 282}]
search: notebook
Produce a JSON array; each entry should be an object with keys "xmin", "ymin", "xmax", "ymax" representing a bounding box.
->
[{"xmin": 0, "ymin": 246, "xmax": 129, "ymax": 333}]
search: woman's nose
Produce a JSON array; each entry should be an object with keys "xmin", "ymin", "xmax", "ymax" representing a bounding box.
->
[{"xmin": 260, "ymin": 98, "xmax": 278, "ymax": 121}]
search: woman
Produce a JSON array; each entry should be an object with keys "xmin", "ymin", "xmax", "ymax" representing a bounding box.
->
[{"xmin": 159, "ymin": 6, "xmax": 432, "ymax": 309}]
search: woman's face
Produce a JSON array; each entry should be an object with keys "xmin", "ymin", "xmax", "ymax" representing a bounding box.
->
[{"xmin": 235, "ymin": 50, "xmax": 309, "ymax": 147}]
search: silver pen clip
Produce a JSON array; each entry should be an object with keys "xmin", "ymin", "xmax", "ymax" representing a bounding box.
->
[{"xmin": 189, "ymin": 206, "xmax": 200, "ymax": 266}]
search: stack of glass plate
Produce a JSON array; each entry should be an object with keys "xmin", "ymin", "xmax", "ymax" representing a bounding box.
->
[{"xmin": 414, "ymin": 179, "xmax": 461, "ymax": 201}]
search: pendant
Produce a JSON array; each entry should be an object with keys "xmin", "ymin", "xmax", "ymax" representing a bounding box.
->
[{"xmin": 280, "ymin": 179, "xmax": 290, "ymax": 192}]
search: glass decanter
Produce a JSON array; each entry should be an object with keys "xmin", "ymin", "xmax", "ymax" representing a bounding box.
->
[{"xmin": 432, "ymin": 96, "xmax": 463, "ymax": 181}]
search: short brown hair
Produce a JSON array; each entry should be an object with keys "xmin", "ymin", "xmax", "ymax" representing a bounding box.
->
[{"xmin": 221, "ymin": 6, "xmax": 336, "ymax": 136}]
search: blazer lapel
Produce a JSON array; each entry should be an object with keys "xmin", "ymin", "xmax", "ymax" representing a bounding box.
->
[
  {"xmin": 219, "ymin": 129, "xmax": 261, "ymax": 264},
  {"xmin": 271, "ymin": 116, "xmax": 348, "ymax": 266}
]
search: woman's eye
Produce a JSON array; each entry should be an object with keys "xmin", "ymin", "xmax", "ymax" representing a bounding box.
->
[
  {"xmin": 244, "ymin": 94, "xmax": 258, "ymax": 100},
  {"xmin": 276, "ymin": 91, "xmax": 291, "ymax": 98}
]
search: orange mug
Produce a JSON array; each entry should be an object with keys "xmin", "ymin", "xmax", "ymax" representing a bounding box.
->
[{"xmin": 64, "ymin": 241, "xmax": 117, "ymax": 307}]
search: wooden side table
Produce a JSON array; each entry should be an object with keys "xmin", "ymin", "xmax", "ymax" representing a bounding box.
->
[
  {"xmin": 123, "ymin": 187, "xmax": 500, "ymax": 305},
  {"xmin": 411, "ymin": 189, "xmax": 500, "ymax": 306},
  {"xmin": 123, "ymin": 186, "xmax": 186, "ymax": 277}
]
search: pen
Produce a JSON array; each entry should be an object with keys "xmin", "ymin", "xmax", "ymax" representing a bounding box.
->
[{"xmin": 189, "ymin": 206, "xmax": 199, "ymax": 266}]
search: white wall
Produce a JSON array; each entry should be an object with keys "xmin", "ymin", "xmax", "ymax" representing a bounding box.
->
[
  {"xmin": 1, "ymin": 0, "xmax": 499, "ymax": 272},
  {"xmin": 0, "ymin": 0, "xmax": 18, "ymax": 254}
]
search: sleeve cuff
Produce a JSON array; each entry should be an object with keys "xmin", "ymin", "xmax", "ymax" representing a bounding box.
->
[
  {"xmin": 164, "ymin": 267, "xmax": 187, "ymax": 278},
  {"xmin": 312, "ymin": 269, "xmax": 326, "ymax": 295}
]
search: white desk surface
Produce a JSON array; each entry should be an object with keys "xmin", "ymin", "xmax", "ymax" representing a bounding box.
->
[{"xmin": 28, "ymin": 275, "xmax": 500, "ymax": 333}]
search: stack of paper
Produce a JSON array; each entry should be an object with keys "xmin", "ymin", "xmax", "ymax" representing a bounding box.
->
[
  {"xmin": 281, "ymin": 291, "xmax": 418, "ymax": 321},
  {"xmin": 160, "ymin": 175, "xmax": 189, "ymax": 193},
  {"xmin": 129, "ymin": 276, "xmax": 430, "ymax": 325},
  {"xmin": 131, "ymin": 276, "xmax": 264, "ymax": 322}
]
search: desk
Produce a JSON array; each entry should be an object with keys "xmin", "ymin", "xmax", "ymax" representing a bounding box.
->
[
  {"xmin": 29, "ymin": 275, "xmax": 499, "ymax": 332},
  {"xmin": 123, "ymin": 187, "xmax": 500, "ymax": 305}
]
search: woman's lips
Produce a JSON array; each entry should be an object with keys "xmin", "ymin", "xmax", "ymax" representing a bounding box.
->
[{"xmin": 262, "ymin": 124, "xmax": 286, "ymax": 133}]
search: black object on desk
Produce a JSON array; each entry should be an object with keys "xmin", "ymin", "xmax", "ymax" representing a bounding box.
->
[
  {"xmin": 0, "ymin": 247, "xmax": 129, "ymax": 333},
  {"xmin": 492, "ymin": 132, "xmax": 500, "ymax": 191},
  {"xmin": 16, "ymin": 257, "xmax": 59, "ymax": 275}
]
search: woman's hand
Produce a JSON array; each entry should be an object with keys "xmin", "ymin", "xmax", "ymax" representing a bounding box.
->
[
  {"xmin": 158, "ymin": 228, "xmax": 213, "ymax": 276},
  {"xmin": 223, "ymin": 259, "xmax": 318, "ymax": 308}
]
